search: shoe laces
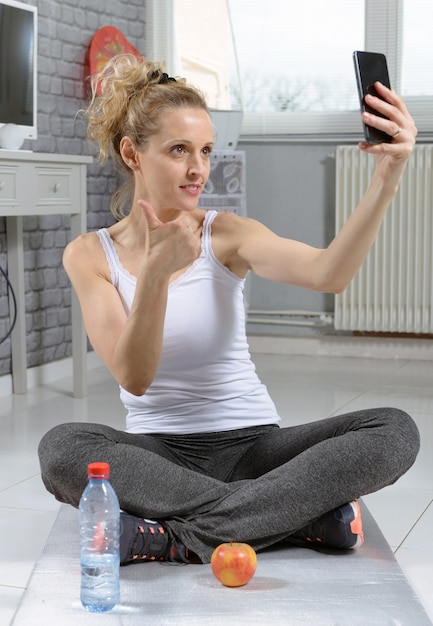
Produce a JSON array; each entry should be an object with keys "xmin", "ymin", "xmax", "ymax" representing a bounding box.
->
[{"xmin": 130, "ymin": 523, "xmax": 168, "ymax": 561}]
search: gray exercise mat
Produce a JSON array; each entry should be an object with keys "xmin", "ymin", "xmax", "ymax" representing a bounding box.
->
[{"xmin": 12, "ymin": 500, "xmax": 431, "ymax": 625}]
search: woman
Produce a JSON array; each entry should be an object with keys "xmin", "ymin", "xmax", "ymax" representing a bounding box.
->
[{"xmin": 39, "ymin": 54, "xmax": 419, "ymax": 565}]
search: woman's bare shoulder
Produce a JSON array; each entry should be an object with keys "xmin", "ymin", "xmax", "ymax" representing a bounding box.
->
[
  {"xmin": 63, "ymin": 230, "xmax": 110, "ymax": 280},
  {"xmin": 209, "ymin": 211, "xmax": 264, "ymax": 276},
  {"xmin": 211, "ymin": 209, "xmax": 254, "ymax": 233},
  {"xmin": 211, "ymin": 210, "xmax": 271, "ymax": 245}
]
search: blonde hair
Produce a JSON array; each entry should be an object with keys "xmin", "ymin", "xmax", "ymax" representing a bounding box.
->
[{"xmin": 86, "ymin": 54, "xmax": 210, "ymax": 219}]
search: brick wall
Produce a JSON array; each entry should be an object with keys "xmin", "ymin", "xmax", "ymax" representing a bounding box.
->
[{"xmin": 0, "ymin": 0, "xmax": 146, "ymax": 376}]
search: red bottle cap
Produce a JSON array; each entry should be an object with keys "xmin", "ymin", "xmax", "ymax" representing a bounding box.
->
[{"xmin": 87, "ymin": 462, "xmax": 110, "ymax": 479}]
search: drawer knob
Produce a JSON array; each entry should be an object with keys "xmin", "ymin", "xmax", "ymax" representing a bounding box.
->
[
  {"xmin": 0, "ymin": 181, "xmax": 5, "ymax": 191},
  {"xmin": 53, "ymin": 182, "xmax": 61, "ymax": 193}
]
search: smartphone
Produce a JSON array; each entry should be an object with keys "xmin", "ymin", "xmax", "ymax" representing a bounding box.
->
[{"xmin": 353, "ymin": 51, "xmax": 392, "ymax": 144}]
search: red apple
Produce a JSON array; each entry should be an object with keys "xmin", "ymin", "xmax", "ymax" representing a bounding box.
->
[{"xmin": 210, "ymin": 542, "xmax": 257, "ymax": 587}]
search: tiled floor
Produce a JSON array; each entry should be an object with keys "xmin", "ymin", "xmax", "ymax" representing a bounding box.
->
[{"xmin": 0, "ymin": 353, "xmax": 432, "ymax": 625}]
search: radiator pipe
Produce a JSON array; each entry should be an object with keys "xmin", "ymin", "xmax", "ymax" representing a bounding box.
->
[{"xmin": 247, "ymin": 310, "xmax": 334, "ymax": 328}]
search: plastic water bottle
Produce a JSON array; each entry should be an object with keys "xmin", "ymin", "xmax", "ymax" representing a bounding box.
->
[{"xmin": 79, "ymin": 462, "xmax": 120, "ymax": 612}]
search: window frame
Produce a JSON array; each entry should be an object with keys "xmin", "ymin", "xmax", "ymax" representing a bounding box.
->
[{"xmin": 146, "ymin": 0, "xmax": 433, "ymax": 142}]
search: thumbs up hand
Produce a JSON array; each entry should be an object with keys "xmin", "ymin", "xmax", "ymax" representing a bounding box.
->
[{"xmin": 138, "ymin": 200, "xmax": 202, "ymax": 275}]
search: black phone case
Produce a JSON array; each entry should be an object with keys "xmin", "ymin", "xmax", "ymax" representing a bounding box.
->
[{"xmin": 353, "ymin": 51, "xmax": 392, "ymax": 144}]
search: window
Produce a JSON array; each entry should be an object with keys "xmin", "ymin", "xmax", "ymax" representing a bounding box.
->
[
  {"xmin": 146, "ymin": 0, "xmax": 433, "ymax": 139},
  {"xmin": 401, "ymin": 0, "xmax": 433, "ymax": 97},
  {"xmin": 229, "ymin": 0, "xmax": 364, "ymax": 113}
]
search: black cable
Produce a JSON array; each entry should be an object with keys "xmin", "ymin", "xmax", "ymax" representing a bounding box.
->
[{"xmin": 0, "ymin": 264, "xmax": 17, "ymax": 344}]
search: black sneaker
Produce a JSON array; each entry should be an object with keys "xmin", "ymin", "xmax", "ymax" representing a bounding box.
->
[
  {"xmin": 120, "ymin": 512, "xmax": 190, "ymax": 565},
  {"xmin": 288, "ymin": 501, "xmax": 364, "ymax": 550}
]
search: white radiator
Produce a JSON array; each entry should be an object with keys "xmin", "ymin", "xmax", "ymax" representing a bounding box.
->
[{"xmin": 334, "ymin": 144, "xmax": 433, "ymax": 333}]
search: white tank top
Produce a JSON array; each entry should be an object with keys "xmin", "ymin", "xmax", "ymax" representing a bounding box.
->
[{"xmin": 96, "ymin": 210, "xmax": 280, "ymax": 434}]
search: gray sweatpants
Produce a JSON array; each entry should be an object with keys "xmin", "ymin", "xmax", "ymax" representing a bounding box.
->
[{"xmin": 38, "ymin": 407, "xmax": 419, "ymax": 563}]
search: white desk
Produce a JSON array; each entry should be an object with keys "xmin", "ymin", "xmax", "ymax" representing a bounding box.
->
[{"xmin": 0, "ymin": 151, "xmax": 92, "ymax": 397}]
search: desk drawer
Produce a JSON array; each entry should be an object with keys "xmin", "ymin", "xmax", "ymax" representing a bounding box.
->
[
  {"xmin": 0, "ymin": 167, "xmax": 18, "ymax": 202},
  {"xmin": 36, "ymin": 167, "xmax": 73, "ymax": 204}
]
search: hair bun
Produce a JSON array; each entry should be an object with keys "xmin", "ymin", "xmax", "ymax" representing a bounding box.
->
[{"xmin": 158, "ymin": 72, "xmax": 177, "ymax": 84}]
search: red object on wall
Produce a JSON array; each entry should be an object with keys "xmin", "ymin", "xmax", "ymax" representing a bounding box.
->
[{"xmin": 88, "ymin": 26, "xmax": 142, "ymax": 94}]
